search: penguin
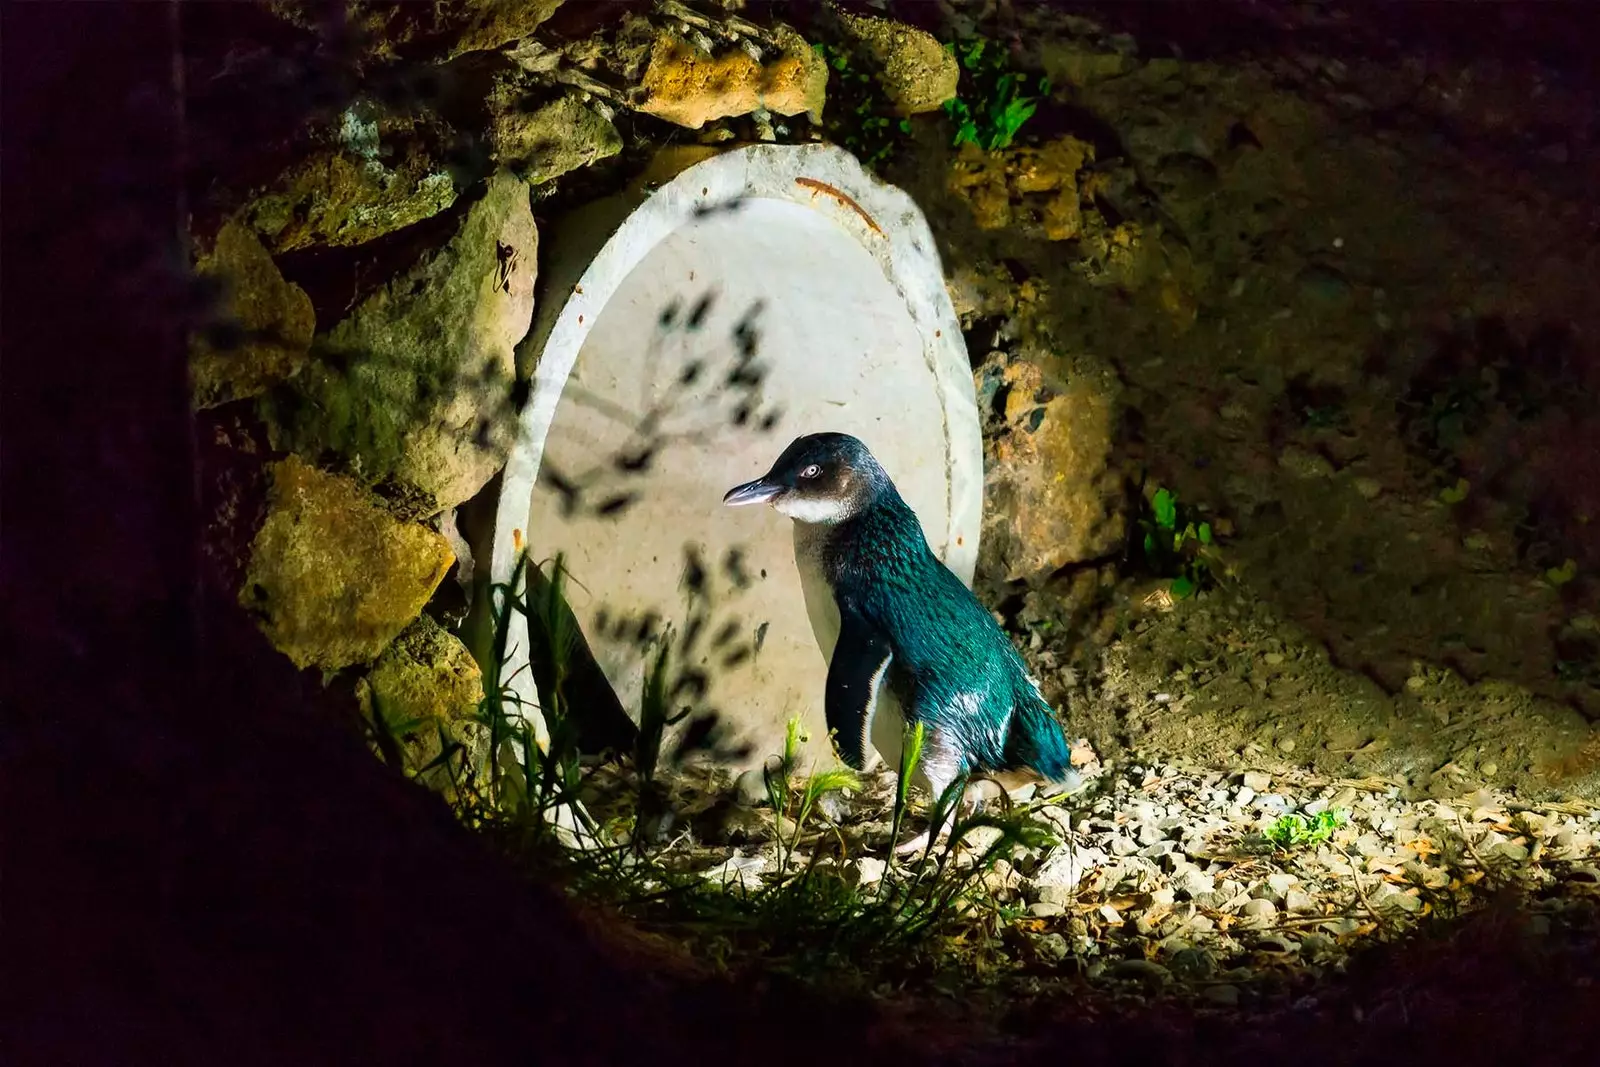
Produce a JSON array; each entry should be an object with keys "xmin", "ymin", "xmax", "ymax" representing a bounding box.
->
[{"xmin": 723, "ymin": 432, "xmax": 1079, "ymax": 850}]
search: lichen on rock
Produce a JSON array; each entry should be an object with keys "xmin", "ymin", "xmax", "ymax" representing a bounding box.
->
[
  {"xmin": 267, "ymin": 0, "xmax": 565, "ymax": 63},
  {"xmin": 948, "ymin": 136, "xmax": 1096, "ymax": 241},
  {"xmin": 635, "ymin": 25, "xmax": 827, "ymax": 129},
  {"xmin": 488, "ymin": 90, "xmax": 623, "ymax": 184},
  {"xmin": 977, "ymin": 353, "xmax": 1127, "ymax": 582},
  {"xmin": 266, "ymin": 169, "xmax": 538, "ymax": 517},
  {"xmin": 836, "ymin": 11, "xmax": 959, "ymax": 115},
  {"xmin": 241, "ymin": 455, "xmax": 456, "ymax": 670},
  {"xmin": 189, "ymin": 219, "xmax": 315, "ymax": 409},
  {"xmin": 242, "ymin": 100, "xmax": 460, "ymax": 254},
  {"xmin": 357, "ymin": 613, "xmax": 488, "ymax": 795}
]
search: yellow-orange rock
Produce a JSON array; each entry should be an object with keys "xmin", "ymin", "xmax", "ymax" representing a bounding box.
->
[
  {"xmin": 241, "ymin": 455, "xmax": 455, "ymax": 670},
  {"xmin": 636, "ymin": 27, "xmax": 826, "ymax": 129}
]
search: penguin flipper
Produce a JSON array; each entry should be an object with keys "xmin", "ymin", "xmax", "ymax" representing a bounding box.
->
[{"xmin": 824, "ymin": 605, "xmax": 894, "ymax": 770}]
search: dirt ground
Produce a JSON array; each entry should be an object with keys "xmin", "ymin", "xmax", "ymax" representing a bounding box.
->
[{"xmin": 858, "ymin": 0, "xmax": 1600, "ymax": 805}]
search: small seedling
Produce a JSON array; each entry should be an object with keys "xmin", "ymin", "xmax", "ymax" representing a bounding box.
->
[
  {"xmin": 1137, "ymin": 486, "xmax": 1219, "ymax": 599},
  {"xmin": 1438, "ymin": 477, "xmax": 1470, "ymax": 504},
  {"xmin": 942, "ymin": 37, "xmax": 1048, "ymax": 151},
  {"xmin": 1546, "ymin": 558, "xmax": 1578, "ymax": 587},
  {"xmin": 1263, "ymin": 809, "xmax": 1348, "ymax": 851},
  {"xmin": 811, "ymin": 40, "xmax": 912, "ymax": 170}
]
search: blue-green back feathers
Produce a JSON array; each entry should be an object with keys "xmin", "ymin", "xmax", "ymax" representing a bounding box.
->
[{"xmin": 826, "ymin": 486, "xmax": 1072, "ymax": 781}]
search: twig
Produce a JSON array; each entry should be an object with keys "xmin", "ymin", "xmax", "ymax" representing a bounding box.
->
[{"xmin": 1332, "ymin": 842, "xmax": 1396, "ymax": 932}]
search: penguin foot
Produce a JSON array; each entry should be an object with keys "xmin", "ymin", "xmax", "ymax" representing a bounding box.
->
[{"xmin": 893, "ymin": 828, "xmax": 938, "ymax": 857}]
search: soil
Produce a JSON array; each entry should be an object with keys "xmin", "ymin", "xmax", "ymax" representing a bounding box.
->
[{"xmin": 856, "ymin": 0, "xmax": 1600, "ymax": 805}]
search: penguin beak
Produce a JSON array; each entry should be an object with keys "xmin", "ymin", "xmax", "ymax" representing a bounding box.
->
[{"xmin": 723, "ymin": 478, "xmax": 782, "ymax": 507}]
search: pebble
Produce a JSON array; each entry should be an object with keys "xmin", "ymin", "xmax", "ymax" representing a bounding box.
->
[
  {"xmin": 1277, "ymin": 738, "xmax": 1297, "ymax": 753},
  {"xmin": 1242, "ymin": 898, "xmax": 1278, "ymax": 920},
  {"xmin": 1169, "ymin": 947, "xmax": 1218, "ymax": 979},
  {"xmin": 734, "ymin": 768, "xmax": 770, "ymax": 807},
  {"xmin": 1030, "ymin": 901, "xmax": 1066, "ymax": 918},
  {"xmin": 1034, "ymin": 932, "xmax": 1071, "ymax": 963},
  {"xmin": 1267, "ymin": 872, "xmax": 1298, "ymax": 897},
  {"xmin": 1202, "ymin": 984, "xmax": 1242, "ymax": 1007},
  {"xmin": 1172, "ymin": 865, "xmax": 1217, "ymax": 899},
  {"xmin": 1284, "ymin": 888, "xmax": 1317, "ymax": 914},
  {"xmin": 1255, "ymin": 934, "xmax": 1300, "ymax": 955},
  {"xmin": 1242, "ymin": 771, "xmax": 1272, "ymax": 792},
  {"xmin": 1112, "ymin": 959, "xmax": 1172, "ymax": 984}
]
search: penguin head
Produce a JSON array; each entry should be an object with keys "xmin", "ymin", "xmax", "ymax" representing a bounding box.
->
[{"xmin": 722, "ymin": 432, "xmax": 886, "ymax": 524}]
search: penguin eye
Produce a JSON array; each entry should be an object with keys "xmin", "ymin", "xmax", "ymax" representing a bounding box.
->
[{"xmin": 798, "ymin": 463, "xmax": 822, "ymax": 480}]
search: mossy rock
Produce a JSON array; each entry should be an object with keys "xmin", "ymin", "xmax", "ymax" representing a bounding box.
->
[
  {"xmin": 266, "ymin": 169, "xmax": 538, "ymax": 517},
  {"xmin": 636, "ymin": 25, "xmax": 827, "ymax": 129},
  {"xmin": 358, "ymin": 613, "xmax": 489, "ymax": 795},
  {"xmin": 241, "ymin": 454, "xmax": 455, "ymax": 670},
  {"xmin": 837, "ymin": 12, "xmax": 959, "ymax": 116},
  {"xmin": 189, "ymin": 220, "xmax": 316, "ymax": 409}
]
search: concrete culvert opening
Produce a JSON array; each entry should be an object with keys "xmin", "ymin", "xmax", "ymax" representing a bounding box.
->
[{"xmin": 489, "ymin": 143, "xmax": 982, "ymax": 775}]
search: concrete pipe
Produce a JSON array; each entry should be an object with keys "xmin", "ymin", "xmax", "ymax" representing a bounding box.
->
[{"xmin": 488, "ymin": 142, "xmax": 981, "ymax": 777}]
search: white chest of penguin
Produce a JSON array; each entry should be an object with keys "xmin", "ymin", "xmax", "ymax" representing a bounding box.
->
[{"xmin": 791, "ymin": 520, "xmax": 908, "ymax": 771}]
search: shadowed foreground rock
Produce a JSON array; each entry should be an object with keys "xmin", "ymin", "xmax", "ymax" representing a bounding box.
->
[{"xmin": 5, "ymin": 5, "xmax": 1600, "ymax": 1067}]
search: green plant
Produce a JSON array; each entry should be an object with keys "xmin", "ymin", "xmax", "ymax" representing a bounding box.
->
[
  {"xmin": 1263, "ymin": 808, "xmax": 1348, "ymax": 851},
  {"xmin": 1136, "ymin": 486, "xmax": 1220, "ymax": 599},
  {"xmin": 385, "ymin": 536, "xmax": 1075, "ymax": 997},
  {"xmin": 942, "ymin": 37, "xmax": 1049, "ymax": 151},
  {"xmin": 811, "ymin": 40, "xmax": 913, "ymax": 170}
]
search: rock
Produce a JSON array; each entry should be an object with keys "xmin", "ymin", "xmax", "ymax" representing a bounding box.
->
[
  {"xmin": 1111, "ymin": 959, "xmax": 1171, "ymax": 985},
  {"xmin": 1284, "ymin": 888, "xmax": 1318, "ymax": 914},
  {"xmin": 189, "ymin": 220, "xmax": 315, "ymax": 409},
  {"xmin": 267, "ymin": 0, "xmax": 565, "ymax": 62},
  {"xmin": 1241, "ymin": 898, "xmax": 1277, "ymax": 920},
  {"xmin": 702, "ymin": 853, "xmax": 767, "ymax": 889},
  {"xmin": 267, "ymin": 170, "xmax": 537, "ymax": 516},
  {"xmin": 960, "ymin": 825, "xmax": 1007, "ymax": 854},
  {"xmin": 1201, "ymin": 983, "xmax": 1241, "ymax": 1007},
  {"xmin": 243, "ymin": 102, "xmax": 459, "ymax": 254},
  {"xmin": 357, "ymin": 614, "xmax": 487, "ymax": 792},
  {"xmin": 357, "ymin": 613, "xmax": 483, "ymax": 724},
  {"xmin": 1030, "ymin": 901, "xmax": 1066, "ymax": 918},
  {"xmin": 1278, "ymin": 445, "xmax": 1336, "ymax": 479},
  {"xmin": 1033, "ymin": 932, "xmax": 1071, "ymax": 963},
  {"xmin": 856, "ymin": 856, "xmax": 887, "ymax": 885},
  {"xmin": 240, "ymin": 455, "xmax": 455, "ymax": 670},
  {"xmin": 1242, "ymin": 770, "xmax": 1272, "ymax": 792},
  {"xmin": 1168, "ymin": 947, "xmax": 1217, "ymax": 979},
  {"xmin": 837, "ymin": 12, "xmax": 959, "ymax": 115},
  {"xmin": 1032, "ymin": 843, "xmax": 1109, "ymax": 895},
  {"xmin": 1038, "ymin": 42, "xmax": 1134, "ymax": 90},
  {"xmin": 979, "ymin": 359, "xmax": 1125, "ymax": 582},
  {"xmin": 1369, "ymin": 882, "xmax": 1423, "ymax": 913},
  {"xmin": 1266, "ymin": 873, "xmax": 1298, "ymax": 898},
  {"xmin": 948, "ymin": 137, "xmax": 1096, "ymax": 242},
  {"xmin": 734, "ymin": 767, "xmax": 771, "ymax": 807},
  {"xmin": 1171, "ymin": 864, "xmax": 1216, "ymax": 899},
  {"xmin": 635, "ymin": 26, "xmax": 826, "ymax": 129},
  {"xmin": 488, "ymin": 91, "xmax": 623, "ymax": 184}
]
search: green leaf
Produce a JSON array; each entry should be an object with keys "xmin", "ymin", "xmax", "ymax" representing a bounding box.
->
[
  {"xmin": 1170, "ymin": 574, "xmax": 1197, "ymax": 599},
  {"xmin": 1546, "ymin": 558, "xmax": 1578, "ymax": 587},
  {"xmin": 1438, "ymin": 477, "xmax": 1470, "ymax": 504},
  {"xmin": 1198, "ymin": 522, "xmax": 1213, "ymax": 544},
  {"xmin": 1143, "ymin": 531, "xmax": 1156, "ymax": 555},
  {"xmin": 1153, "ymin": 488, "xmax": 1177, "ymax": 530}
]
